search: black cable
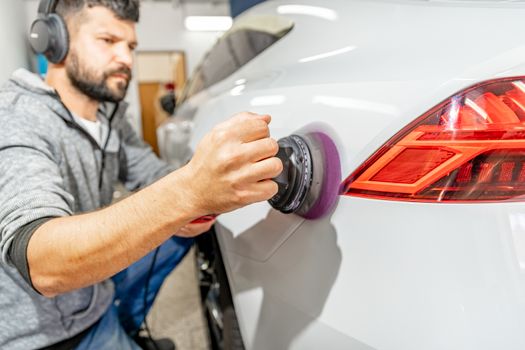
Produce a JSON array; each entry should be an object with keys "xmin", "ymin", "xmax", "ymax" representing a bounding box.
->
[
  {"xmin": 99, "ymin": 103, "xmax": 118, "ymax": 190},
  {"xmin": 143, "ymin": 246, "xmax": 161, "ymax": 350}
]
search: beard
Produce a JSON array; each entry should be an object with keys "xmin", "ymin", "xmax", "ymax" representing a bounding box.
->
[{"xmin": 66, "ymin": 49, "xmax": 132, "ymax": 103}]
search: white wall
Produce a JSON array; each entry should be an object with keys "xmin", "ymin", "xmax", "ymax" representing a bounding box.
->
[
  {"xmin": 137, "ymin": 2, "xmax": 225, "ymax": 75},
  {"xmin": 0, "ymin": 0, "xmax": 29, "ymax": 82}
]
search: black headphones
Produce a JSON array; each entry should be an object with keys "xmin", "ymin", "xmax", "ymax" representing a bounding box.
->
[{"xmin": 29, "ymin": 0, "xmax": 69, "ymax": 64}]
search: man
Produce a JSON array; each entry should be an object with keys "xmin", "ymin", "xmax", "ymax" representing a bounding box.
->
[{"xmin": 0, "ymin": 1, "xmax": 282, "ymax": 349}]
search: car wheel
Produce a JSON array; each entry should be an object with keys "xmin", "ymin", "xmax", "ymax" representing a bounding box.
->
[
  {"xmin": 223, "ymin": 306, "xmax": 244, "ymax": 350},
  {"xmin": 196, "ymin": 228, "xmax": 245, "ymax": 350}
]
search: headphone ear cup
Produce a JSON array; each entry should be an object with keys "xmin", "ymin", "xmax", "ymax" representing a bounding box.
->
[
  {"xmin": 45, "ymin": 13, "xmax": 69, "ymax": 64},
  {"xmin": 29, "ymin": 18, "xmax": 52, "ymax": 56}
]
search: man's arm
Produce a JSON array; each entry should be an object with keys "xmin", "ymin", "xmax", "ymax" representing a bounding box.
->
[
  {"xmin": 28, "ymin": 113, "xmax": 282, "ymax": 297},
  {"xmin": 28, "ymin": 167, "xmax": 198, "ymax": 297}
]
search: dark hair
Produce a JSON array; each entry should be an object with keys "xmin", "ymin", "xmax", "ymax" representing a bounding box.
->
[{"xmin": 55, "ymin": 0, "xmax": 140, "ymax": 22}]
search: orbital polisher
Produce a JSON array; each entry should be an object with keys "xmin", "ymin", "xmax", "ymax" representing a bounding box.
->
[
  {"xmin": 191, "ymin": 128, "xmax": 341, "ymax": 223},
  {"xmin": 268, "ymin": 130, "xmax": 341, "ymax": 219}
]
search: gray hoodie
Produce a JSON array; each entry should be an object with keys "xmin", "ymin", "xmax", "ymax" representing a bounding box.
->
[{"xmin": 0, "ymin": 69, "xmax": 173, "ymax": 349}]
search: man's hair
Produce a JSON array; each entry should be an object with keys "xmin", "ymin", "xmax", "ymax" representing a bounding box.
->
[{"xmin": 55, "ymin": 0, "xmax": 140, "ymax": 22}]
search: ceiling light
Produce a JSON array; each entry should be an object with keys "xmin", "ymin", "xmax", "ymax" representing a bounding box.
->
[{"xmin": 184, "ymin": 16, "xmax": 233, "ymax": 32}]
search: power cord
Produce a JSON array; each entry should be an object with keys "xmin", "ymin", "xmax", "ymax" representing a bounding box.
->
[{"xmin": 143, "ymin": 246, "xmax": 161, "ymax": 350}]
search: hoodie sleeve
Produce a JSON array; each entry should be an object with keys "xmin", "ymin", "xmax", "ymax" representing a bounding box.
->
[
  {"xmin": 118, "ymin": 116, "xmax": 175, "ymax": 191},
  {"xmin": 0, "ymin": 109, "xmax": 74, "ymax": 279}
]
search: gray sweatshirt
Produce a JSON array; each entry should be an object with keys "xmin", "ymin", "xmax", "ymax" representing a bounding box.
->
[{"xmin": 0, "ymin": 69, "xmax": 173, "ymax": 349}]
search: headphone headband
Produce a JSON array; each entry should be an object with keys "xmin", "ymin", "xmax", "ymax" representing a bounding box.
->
[{"xmin": 38, "ymin": 0, "xmax": 59, "ymax": 16}]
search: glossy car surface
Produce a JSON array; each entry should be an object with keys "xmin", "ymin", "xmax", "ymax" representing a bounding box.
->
[{"xmin": 170, "ymin": 1, "xmax": 525, "ymax": 349}]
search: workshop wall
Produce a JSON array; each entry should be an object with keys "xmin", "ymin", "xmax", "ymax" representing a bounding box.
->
[
  {"xmin": 0, "ymin": 0, "xmax": 29, "ymax": 83},
  {"xmin": 137, "ymin": 2, "xmax": 226, "ymax": 75}
]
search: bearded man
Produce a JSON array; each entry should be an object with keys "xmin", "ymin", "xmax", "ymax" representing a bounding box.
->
[{"xmin": 0, "ymin": 1, "xmax": 282, "ymax": 349}]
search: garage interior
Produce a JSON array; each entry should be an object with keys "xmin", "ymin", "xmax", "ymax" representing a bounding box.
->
[{"xmin": 3, "ymin": 1, "xmax": 524, "ymax": 350}]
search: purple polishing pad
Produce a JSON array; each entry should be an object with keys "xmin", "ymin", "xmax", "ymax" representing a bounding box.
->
[{"xmin": 302, "ymin": 132, "xmax": 342, "ymax": 220}]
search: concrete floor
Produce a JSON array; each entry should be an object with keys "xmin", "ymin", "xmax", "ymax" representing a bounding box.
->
[{"xmin": 146, "ymin": 247, "xmax": 211, "ymax": 350}]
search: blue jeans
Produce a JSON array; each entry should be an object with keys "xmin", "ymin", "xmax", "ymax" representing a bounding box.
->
[{"xmin": 75, "ymin": 236, "xmax": 194, "ymax": 350}]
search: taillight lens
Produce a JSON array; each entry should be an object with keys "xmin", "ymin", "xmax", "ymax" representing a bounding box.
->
[{"xmin": 342, "ymin": 77, "xmax": 525, "ymax": 202}]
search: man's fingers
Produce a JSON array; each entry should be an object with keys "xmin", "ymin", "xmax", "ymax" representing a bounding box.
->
[
  {"xmin": 244, "ymin": 157, "xmax": 283, "ymax": 182},
  {"xmin": 241, "ymin": 138, "xmax": 279, "ymax": 162},
  {"xmin": 237, "ymin": 118, "xmax": 270, "ymax": 143},
  {"xmin": 213, "ymin": 112, "xmax": 272, "ymax": 144},
  {"xmin": 244, "ymin": 179, "xmax": 279, "ymax": 203},
  {"xmin": 224, "ymin": 112, "xmax": 271, "ymax": 143}
]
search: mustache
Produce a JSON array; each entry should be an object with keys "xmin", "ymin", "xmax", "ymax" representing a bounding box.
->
[{"xmin": 106, "ymin": 67, "xmax": 132, "ymax": 81}]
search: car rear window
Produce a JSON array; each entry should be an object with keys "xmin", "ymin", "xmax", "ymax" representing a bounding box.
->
[{"xmin": 180, "ymin": 15, "xmax": 294, "ymax": 102}]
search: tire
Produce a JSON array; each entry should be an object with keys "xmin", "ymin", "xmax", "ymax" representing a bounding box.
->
[
  {"xmin": 196, "ymin": 229, "xmax": 245, "ymax": 350},
  {"xmin": 223, "ymin": 306, "xmax": 244, "ymax": 350}
]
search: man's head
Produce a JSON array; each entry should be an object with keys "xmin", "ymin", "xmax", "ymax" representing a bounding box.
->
[{"xmin": 54, "ymin": 0, "xmax": 140, "ymax": 102}]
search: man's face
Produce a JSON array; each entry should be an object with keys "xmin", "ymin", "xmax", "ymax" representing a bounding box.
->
[{"xmin": 65, "ymin": 6, "xmax": 137, "ymax": 102}]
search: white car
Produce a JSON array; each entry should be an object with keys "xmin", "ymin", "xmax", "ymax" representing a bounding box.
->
[{"xmin": 161, "ymin": 0, "xmax": 525, "ymax": 349}]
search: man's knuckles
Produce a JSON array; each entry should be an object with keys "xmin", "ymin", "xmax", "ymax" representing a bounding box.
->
[
  {"xmin": 209, "ymin": 126, "xmax": 231, "ymax": 145},
  {"xmin": 234, "ymin": 112, "xmax": 271, "ymax": 123},
  {"xmin": 216, "ymin": 149, "xmax": 248, "ymax": 173},
  {"xmin": 239, "ymin": 119, "xmax": 270, "ymax": 140}
]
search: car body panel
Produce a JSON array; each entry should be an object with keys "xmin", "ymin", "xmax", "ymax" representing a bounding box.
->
[{"xmin": 179, "ymin": 0, "xmax": 525, "ymax": 348}]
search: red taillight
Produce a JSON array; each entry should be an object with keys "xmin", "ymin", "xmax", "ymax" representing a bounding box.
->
[{"xmin": 342, "ymin": 77, "xmax": 525, "ymax": 202}]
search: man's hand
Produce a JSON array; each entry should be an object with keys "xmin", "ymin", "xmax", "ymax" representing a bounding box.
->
[
  {"xmin": 176, "ymin": 218, "xmax": 216, "ymax": 237},
  {"xmin": 180, "ymin": 112, "xmax": 283, "ymax": 216}
]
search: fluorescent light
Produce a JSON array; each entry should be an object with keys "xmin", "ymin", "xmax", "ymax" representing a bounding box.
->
[
  {"xmin": 277, "ymin": 5, "xmax": 338, "ymax": 21},
  {"xmin": 185, "ymin": 16, "xmax": 232, "ymax": 32},
  {"xmin": 299, "ymin": 46, "xmax": 355, "ymax": 63}
]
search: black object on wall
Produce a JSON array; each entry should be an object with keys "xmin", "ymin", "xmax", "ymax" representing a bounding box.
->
[{"xmin": 230, "ymin": 0, "xmax": 266, "ymax": 17}]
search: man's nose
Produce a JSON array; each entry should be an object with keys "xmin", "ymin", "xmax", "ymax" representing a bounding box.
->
[{"xmin": 113, "ymin": 44, "xmax": 133, "ymax": 68}]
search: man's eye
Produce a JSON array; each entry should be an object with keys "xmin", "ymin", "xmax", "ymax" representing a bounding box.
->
[{"xmin": 100, "ymin": 38, "xmax": 113, "ymax": 44}]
